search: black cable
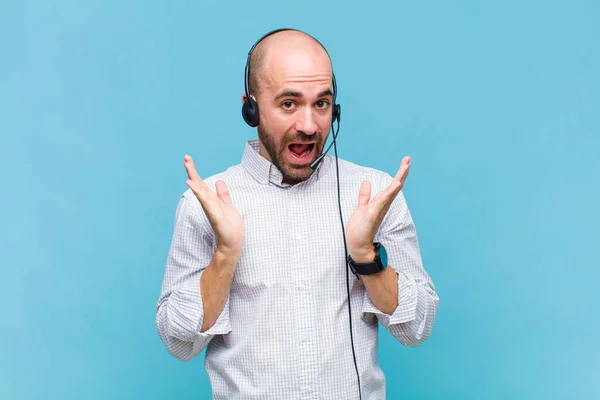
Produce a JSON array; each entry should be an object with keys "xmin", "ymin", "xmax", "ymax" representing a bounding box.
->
[{"xmin": 331, "ymin": 119, "xmax": 362, "ymax": 400}]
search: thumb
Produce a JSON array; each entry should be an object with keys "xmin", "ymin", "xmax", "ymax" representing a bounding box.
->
[
  {"xmin": 215, "ymin": 180, "xmax": 231, "ymax": 204},
  {"xmin": 357, "ymin": 180, "xmax": 371, "ymax": 207}
]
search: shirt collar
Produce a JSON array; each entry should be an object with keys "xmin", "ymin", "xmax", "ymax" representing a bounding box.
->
[{"xmin": 241, "ymin": 139, "xmax": 328, "ymax": 188}]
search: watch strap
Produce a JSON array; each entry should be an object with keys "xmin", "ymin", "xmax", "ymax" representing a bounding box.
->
[
  {"xmin": 347, "ymin": 256, "xmax": 383, "ymax": 275},
  {"xmin": 347, "ymin": 242, "xmax": 387, "ymax": 277}
]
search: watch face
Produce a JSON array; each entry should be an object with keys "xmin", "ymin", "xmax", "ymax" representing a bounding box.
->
[{"xmin": 379, "ymin": 244, "xmax": 388, "ymax": 269}]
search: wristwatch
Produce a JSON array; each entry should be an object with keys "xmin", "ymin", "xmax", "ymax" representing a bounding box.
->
[{"xmin": 347, "ymin": 242, "xmax": 388, "ymax": 277}]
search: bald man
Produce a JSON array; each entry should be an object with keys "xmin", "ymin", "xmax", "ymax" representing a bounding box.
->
[{"xmin": 156, "ymin": 29, "xmax": 439, "ymax": 400}]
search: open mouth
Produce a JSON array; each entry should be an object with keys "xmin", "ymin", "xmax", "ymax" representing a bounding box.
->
[{"xmin": 287, "ymin": 143, "xmax": 315, "ymax": 161}]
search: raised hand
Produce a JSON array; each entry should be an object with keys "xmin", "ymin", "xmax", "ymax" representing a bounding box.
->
[
  {"xmin": 345, "ymin": 156, "xmax": 411, "ymax": 263},
  {"xmin": 184, "ymin": 155, "xmax": 244, "ymax": 258}
]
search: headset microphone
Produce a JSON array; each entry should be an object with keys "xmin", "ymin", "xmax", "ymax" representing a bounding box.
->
[
  {"xmin": 310, "ymin": 115, "xmax": 340, "ymax": 171},
  {"xmin": 309, "ymin": 144, "xmax": 330, "ymax": 171}
]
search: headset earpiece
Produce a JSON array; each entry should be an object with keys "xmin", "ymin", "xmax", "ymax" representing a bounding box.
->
[
  {"xmin": 332, "ymin": 103, "xmax": 341, "ymax": 123},
  {"xmin": 242, "ymin": 96, "xmax": 259, "ymax": 127}
]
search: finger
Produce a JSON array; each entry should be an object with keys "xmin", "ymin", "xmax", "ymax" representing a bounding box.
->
[
  {"xmin": 215, "ymin": 180, "xmax": 232, "ymax": 204},
  {"xmin": 393, "ymin": 156, "xmax": 411, "ymax": 186},
  {"xmin": 377, "ymin": 157, "xmax": 411, "ymax": 203},
  {"xmin": 186, "ymin": 180, "xmax": 226, "ymax": 227},
  {"xmin": 357, "ymin": 180, "xmax": 371, "ymax": 207},
  {"xmin": 183, "ymin": 155, "xmax": 201, "ymax": 181},
  {"xmin": 184, "ymin": 155, "xmax": 209, "ymax": 189},
  {"xmin": 186, "ymin": 179, "xmax": 208, "ymax": 202}
]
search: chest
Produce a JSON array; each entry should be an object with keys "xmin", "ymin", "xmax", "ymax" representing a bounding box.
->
[{"xmin": 231, "ymin": 183, "xmax": 359, "ymax": 294}]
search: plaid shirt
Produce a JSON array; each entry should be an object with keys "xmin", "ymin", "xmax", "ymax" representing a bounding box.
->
[{"xmin": 156, "ymin": 139, "xmax": 439, "ymax": 399}]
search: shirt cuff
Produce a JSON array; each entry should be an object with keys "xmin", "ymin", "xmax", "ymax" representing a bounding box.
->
[
  {"xmin": 362, "ymin": 271, "xmax": 418, "ymax": 327},
  {"xmin": 169, "ymin": 272, "xmax": 232, "ymax": 342}
]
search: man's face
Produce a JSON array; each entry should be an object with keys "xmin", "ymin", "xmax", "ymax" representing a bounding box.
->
[{"xmin": 251, "ymin": 47, "xmax": 334, "ymax": 185}]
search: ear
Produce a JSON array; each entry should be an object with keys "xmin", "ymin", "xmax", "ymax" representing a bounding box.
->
[{"xmin": 242, "ymin": 93, "xmax": 258, "ymax": 104}]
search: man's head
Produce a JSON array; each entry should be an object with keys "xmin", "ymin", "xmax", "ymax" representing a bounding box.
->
[{"xmin": 242, "ymin": 29, "xmax": 335, "ymax": 185}]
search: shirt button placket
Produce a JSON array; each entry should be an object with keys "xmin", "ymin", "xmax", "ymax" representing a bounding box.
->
[{"xmin": 290, "ymin": 187, "xmax": 314, "ymax": 400}]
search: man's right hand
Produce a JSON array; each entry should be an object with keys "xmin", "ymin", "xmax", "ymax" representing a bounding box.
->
[{"xmin": 184, "ymin": 155, "xmax": 244, "ymax": 260}]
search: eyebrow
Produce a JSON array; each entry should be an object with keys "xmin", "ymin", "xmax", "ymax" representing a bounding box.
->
[
  {"xmin": 275, "ymin": 88, "xmax": 334, "ymax": 101},
  {"xmin": 317, "ymin": 89, "xmax": 334, "ymax": 98},
  {"xmin": 275, "ymin": 90, "xmax": 302, "ymax": 100}
]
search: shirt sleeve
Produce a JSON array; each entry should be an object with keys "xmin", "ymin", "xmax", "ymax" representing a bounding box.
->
[
  {"xmin": 156, "ymin": 193, "xmax": 232, "ymax": 362},
  {"xmin": 361, "ymin": 172, "xmax": 440, "ymax": 347}
]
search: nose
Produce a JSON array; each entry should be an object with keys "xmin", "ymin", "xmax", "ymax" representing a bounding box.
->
[{"xmin": 294, "ymin": 106, "xmax": 318, "ymax": 135}]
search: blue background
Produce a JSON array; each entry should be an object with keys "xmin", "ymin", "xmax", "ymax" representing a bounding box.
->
[{"xmin": 2, "ymin": 0, "xmax": 599, "ymax": 399}]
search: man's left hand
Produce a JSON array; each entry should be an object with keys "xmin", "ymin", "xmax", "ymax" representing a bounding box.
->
[{"xmin": 345, "ymin": 156, "xmax": 411, "ymax": 263}]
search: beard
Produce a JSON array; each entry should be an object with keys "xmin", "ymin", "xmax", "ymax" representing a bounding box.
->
[{"xmin": 257, "ymin": 125, "xmax": 326, "ymax": 185}]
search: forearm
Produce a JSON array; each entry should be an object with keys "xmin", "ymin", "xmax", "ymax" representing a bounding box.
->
[
  {"xmin": 391, "ymin": 277, "xmax": 438, "ymax": 347},
  {"xmin": 349, "ymin": 244, "xmax": 399, "ymax": 315},
  {"xmin": 362, "ymin": 267, "xmax": 439, "ymax": 347},
  {"xmin": 200, "ymin": 246, "xmax": 240, "ymax": 332},
  {"xmin": 350, "ymin": 173, "xmax": 439, "ymax": 347},
  {"xmin": 360, "ymin": 266, "xmax": 399, "ymax": 315}
]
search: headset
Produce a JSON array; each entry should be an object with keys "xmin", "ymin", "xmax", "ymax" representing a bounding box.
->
[
  {"xmin": 242, "ymin": 29, "xmax": 362, "ymax": 400},
  {"xmin": 242, "ymin": 28, "xmax": 340, "ymax": 129}
]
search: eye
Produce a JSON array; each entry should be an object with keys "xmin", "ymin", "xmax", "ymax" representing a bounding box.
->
[
  {"xmin": 282, "ymin": 101, "xmax": 295, "ymax": 110},
  {"xmin": 316, "ymin": 100, "xmax": 330, "ymax": 109}
]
